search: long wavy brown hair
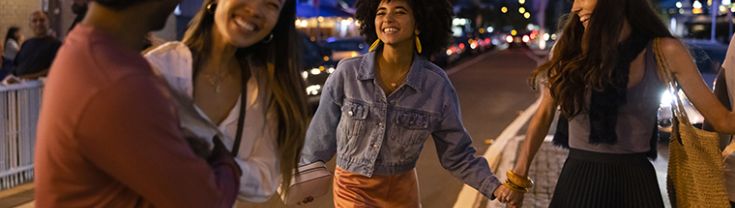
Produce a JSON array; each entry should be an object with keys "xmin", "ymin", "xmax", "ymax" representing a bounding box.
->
[
  {"xmin": 531, "ymin": 0, "xmax": 672, "ymax": 117},
  {"xmin": 183, "ymin": 0, "xmax": 308, "ymax": 195}
]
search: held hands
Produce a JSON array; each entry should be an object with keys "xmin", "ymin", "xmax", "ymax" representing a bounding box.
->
[
  {"xmin": 2, "ymin": 75, "xmax": 23, "ymax": 85},
  {"xmin": 494, "ymin": 184, "xmax": 524, "ymax": 207},
  {"xmin": 494, "ymin": 170, "xmax": 534, "ymax": 207}
]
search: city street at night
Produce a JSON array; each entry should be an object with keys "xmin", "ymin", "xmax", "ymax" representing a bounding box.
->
[{"xmin": 1, "ymin": 0, "xmax": 734, "ymax": 207}]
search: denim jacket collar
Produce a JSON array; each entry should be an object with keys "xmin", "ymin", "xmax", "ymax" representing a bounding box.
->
[{"xmin": 357, "ymin": 51, "xmax": 425, "ymax": 93}]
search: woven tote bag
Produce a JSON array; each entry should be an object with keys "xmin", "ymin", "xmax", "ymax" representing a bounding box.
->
[{"xmin": 654, "ymin": 38, "xmax": 729, "ymax": 208}]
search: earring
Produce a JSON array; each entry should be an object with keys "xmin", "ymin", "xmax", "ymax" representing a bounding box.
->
[
  {"xmin": 206, "ymin": 2, "xmax": 217, "ymax": 14},
  {"xmin": 415, "ymin": 31, "xmax": 422, "ymax": 54},
  {"xmin": 369, "ymin": 39, "xmax": 381, "ymax": 52},
  {"xmin": 262, "ymin": 33, "xmax": 274, "ymax": 44}
]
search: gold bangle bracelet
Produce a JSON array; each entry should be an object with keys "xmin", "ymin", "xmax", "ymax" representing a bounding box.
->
[
  {"xmin": 503, "ymin": 180, "xmax": 528, "ymax": 193},
  {"xmin": 506, "ymin": 170, "xmax": 533, "ymax": 186},
  {"xmin": 506, "ymin": 170, "xmax": 534, "ymax": 188},
  {"xmin": 505, "ymin": 179, "xmax": 529, "ymax": 191}
]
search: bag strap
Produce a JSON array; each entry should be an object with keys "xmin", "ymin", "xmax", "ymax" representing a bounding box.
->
[
  {"xmin": 231, "ymin": 64, "xmax": 249, "ymax": 157},
  {"xmin": 653, "ymin": 38, "xmax": 694, "ymax": 122}
]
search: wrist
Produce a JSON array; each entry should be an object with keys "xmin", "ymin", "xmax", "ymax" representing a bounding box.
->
[{"xmin": 512, "ymin": 157, "xmax": 532, "ymax": 175}]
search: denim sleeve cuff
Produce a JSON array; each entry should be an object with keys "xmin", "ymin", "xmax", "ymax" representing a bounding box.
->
[{"xmin": 478, "ymin": 175, "xmax": 501, "ymax": 200}]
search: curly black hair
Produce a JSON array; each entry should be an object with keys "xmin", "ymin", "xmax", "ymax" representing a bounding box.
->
[
  {"xmin": 355, "ymin": 0, "xmax": 453, "ymax": 57},
  {"xmin": 93, "ymin": 0, "xmax": 146, "ymax": 10}
]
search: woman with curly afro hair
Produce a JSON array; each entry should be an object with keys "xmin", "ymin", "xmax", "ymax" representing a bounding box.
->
[{"xmin": 299, "ymin": 0, "xmax": 515, "ymax": 207}]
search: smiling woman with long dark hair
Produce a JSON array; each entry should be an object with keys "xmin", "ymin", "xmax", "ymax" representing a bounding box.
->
[
  {"xmin": 500, "ymin": 0, "xmax": 735, "ymax": 207},
  {"xmin": 145, "ymin": 0, "xmax": 308, "ymax": 204}
]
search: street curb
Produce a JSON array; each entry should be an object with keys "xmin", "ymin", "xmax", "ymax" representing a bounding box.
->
[{"xmin": 452, "ymin": 98, "xmax": 541, "ymax": 208}]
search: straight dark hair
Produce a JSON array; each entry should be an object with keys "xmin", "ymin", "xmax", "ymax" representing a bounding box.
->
[
  {"xmin": 183, "ymin": 0, "xmax": 308, "ymax": 195},
  {"xmin": 531, "ymin": 0, "xmax": 673, "ymax": 117},
  {"xmin": 4, "ymin": 26, "xmax": 20, "ymax": 47}
]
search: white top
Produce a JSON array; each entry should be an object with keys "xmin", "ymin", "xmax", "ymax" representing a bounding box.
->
[
  {"xmin": 720, "ymin": 35, "xmax": 735, "ymax": 201},
  {"xmin": 4, "ymin": 39, "xmax": 20, "ymax": 60},
  {"xmin": 145, "ymin": 42, "xmax": 280, "ymax": 203}
]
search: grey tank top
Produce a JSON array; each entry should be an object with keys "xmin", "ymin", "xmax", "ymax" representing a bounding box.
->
[{"xmin": 568, "ymin": 45, "xmax": 665, "ymax": 154}]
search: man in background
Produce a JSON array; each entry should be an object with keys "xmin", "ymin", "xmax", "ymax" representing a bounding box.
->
[{"xmin": 12, "ymin": 11, "xmax": 61, "ymax": 79}]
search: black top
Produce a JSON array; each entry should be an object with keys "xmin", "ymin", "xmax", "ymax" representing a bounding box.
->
[{"xmin": 13, "ymin": 36, "xmax": 62, "ymax": 76}]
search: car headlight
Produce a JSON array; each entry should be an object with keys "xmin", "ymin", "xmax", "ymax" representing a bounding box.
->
[
  {"xmin": 310, "ymin": 68, "xmax": 321, "ymax": 75},
  {"xmin": 660, "ymin": 89, "xmax": 674, "ymax": 108},
  {"xmin": 306, "ymin": 85, "xmax": 322, "ymax": 96}
]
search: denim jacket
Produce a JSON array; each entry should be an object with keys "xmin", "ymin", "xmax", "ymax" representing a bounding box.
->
[{"xmin": 300, "ymin": 52, "xmax": 500, "ymax": 198}]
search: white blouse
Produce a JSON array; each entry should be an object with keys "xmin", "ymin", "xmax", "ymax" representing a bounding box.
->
[
  {"xmin": 145, "ymin": 42, "xmax": 280, "ymax": 203},
  {"xmin": 4, "ymin": 39, "xmax": 19, "ymax": 60}
]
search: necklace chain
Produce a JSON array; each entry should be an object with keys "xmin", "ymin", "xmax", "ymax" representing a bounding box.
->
[
  {"xmin": 384, "ymin": 69, "xmax": 409, "ymax": 92},
  {"xmin": 202, "ymin": 70, "xmax": 230, "ymax": 93}
]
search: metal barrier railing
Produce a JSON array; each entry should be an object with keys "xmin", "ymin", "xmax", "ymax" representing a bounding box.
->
[{"xmin": 0, "ymin": 81, "xmax": 43, "ymax": 191}]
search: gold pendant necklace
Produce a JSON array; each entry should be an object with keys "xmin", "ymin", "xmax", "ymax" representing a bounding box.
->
[
  {"xmin": 202, "ymin": 71, "xmax": 228, "ymax": 93},
  {"xmin": 389, "ymin": 70, "xmax": 409, "ymax": 90}
]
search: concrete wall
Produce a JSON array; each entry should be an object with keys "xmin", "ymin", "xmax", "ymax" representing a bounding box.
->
[
  {"xmin": 1, "ymin": 0, "xmax": 180, "ymax": 44},
  {"xmin": 0, "ymin": 0, "xmax": 42, "ymax": 41}
]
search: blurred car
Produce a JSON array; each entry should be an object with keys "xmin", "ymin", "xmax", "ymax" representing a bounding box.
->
[
  {"xmin": 431, "ymin": 37, "xmax": 468, "ymax": 68},
  {"xmin": 502, "ymin": 32, "xmax": 533, "ymax": 48},
  {"xmin": 324, "ymin": 38, "xmax": 369, "ymax": 62},
  {"xmin": 475, "ymin": 34, "xmax": 495, "ymax": 51},
  {"xmin": 301, "ymin": 34, "xmax": 336, "ymax": 111},
  {"xmin": 657, "ymin": 39, "xmax": 726, "ymax": 141},
  {"xmin": 456, "ymin": 36, "xmax": 481, "ymax": 56}
]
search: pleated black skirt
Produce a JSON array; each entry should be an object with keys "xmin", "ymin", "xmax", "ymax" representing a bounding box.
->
[{"xmin": 549, "ymin": 148, "xmax": 665, "ymax": 208}]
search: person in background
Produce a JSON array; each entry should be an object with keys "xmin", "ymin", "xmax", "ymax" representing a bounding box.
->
[
  {"xmin": 144, "ymin": 0, "xmax": 309, "ymax": 205},
  {"xmin": 3, "ymin": 26, "xmax": 22, "ymax": 65},
  {"xmin": 12, "ymin": 11, "xmax": 62, "ymax": 79},
  {"xmin": 34, "ymin": 0, "xmax": 241, "ymax": 207}
]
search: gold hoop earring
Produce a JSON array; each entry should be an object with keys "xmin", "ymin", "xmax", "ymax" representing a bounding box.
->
[
  {"xmin": 369, "ymin": 39, "xmax": 381, "ymax": 52},
  {"xmin": 206, "ymin": 2, "xmax": 217, "ymax": 14},
  {"xmin": 415, "ymin": 32, "xmax": 422, "ymax": 54}
]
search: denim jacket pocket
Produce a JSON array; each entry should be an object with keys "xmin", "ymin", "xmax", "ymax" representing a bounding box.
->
[
  {"xmin": 340, "ymin": 100, "xmax": 369, "ymax": 141},
  {"xmin": 395, "ymin": 110, "xmax": 430, "ymax": 131},
  {"xmin": 393, "ymin": 110, "xmax": 431, "ymax": 161}
]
